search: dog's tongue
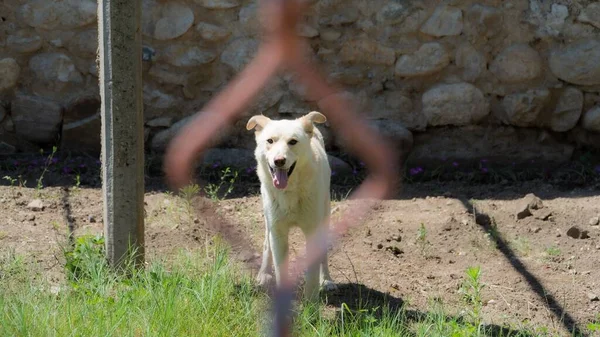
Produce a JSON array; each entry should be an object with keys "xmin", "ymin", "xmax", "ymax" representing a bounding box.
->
[{"xmin": 273, "ymin": 168, "xmax": 288, "ymax": 189}]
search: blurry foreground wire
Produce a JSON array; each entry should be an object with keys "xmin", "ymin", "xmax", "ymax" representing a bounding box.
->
[{"xmin": 163, "ymin": 1, "xmax": 399, "ymax": 336}]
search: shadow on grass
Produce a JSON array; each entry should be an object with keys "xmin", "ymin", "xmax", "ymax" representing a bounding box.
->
[{"xmin": 320, "ymin": 283, "xmax": 537, "ymax": 337}]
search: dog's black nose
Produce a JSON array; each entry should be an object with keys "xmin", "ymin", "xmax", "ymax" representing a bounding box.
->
[{"xmin": 274, "ymin": 158, "xmax": 286, "ymax": 168}]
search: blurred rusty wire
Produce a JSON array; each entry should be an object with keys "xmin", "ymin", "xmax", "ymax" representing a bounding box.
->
[{"xmin": 163, "ymin": 1, "xmax": 399, "ymax": 336}]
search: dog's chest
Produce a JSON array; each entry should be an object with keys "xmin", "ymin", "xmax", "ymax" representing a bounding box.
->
[{"xmin": 268, "ymin": 189, "xmax": 322, "ymax": 226}]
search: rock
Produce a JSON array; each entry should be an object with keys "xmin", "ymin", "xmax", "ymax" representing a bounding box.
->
[
  {"xmin": 19, "ymin": 0, "xmax": 97, "ymax": 30},
  {"xmin": 248, "ymin": 81, "xmax": 285, "ymax": 115},
  {"xmin": 238, "ymin": 4, "xmax": 260, "ymax": 34},
  {"xmin": 194, "ymin": 0, "xmax": 240, "ymax": 9},
  {"xmin": 153, "ymin": 3, "xmax": 194, "ymax": 40},
  {"xmin": 29, "ymin": 53, "xmax": 83, "ymax": 90},
  {"xmin": 409, "ymin": 126, "xmax": 574, "ymax": 165},
  {"xmin": 67, "ymin": 30, "xmax": 98, "ymax": 56},
  {"xmin": 464, "ymin": 4, "xmax": 503, "ymax": 38},
  {"xmin": 516, "ymin": 193, "xmax": 543, "ymax": 219},
  {"xmin": 566, "ymin": 226, "xmax": 589, "ymax": 239},
  {"xmin": 278, "ymin": 97, "xmax": 311, "ymax": 115},
  {"xmin": 27, "ymin": 199, "xmax": 45, "ymax": 211},
  {"xmin": 420, "ymin": 5, "xmax": 463, "ymax": 37},
  {"xmin": 578, "ymin": 3, "xmax": 600, "ymax": 29},
  {"xmin": 589, "ymin": 217, "xmax": 599, "ymax": 227},
  {"xmin": 550, "ymin": 87, "xmax": 583, "ymax": 132},
  {"xmin": 147, "ymin": 65, "xmax": 189, "ymax": 86},
  {"xmin": 455, "ymin": 43, "xmax": 485, "ymax": 82},
  {"xmin": 196, "ymin": 22, "xmax": 231, "ymax": 41},
  {"xmin": 146, "ymin": 117, "xmax": 174, "ymax": 128},
  {"xmin": 422, "ymin": 83, "xmax": 489, "ymax": 126},
  {"xmin": 320, "ymin": 29, "xmax": 341, "ymax": 41},
  {"xmin": 370, "ymin": 93, "xmax": 425, "ymax": 131},
  {"xmin": 143, "ymin": 85, "xmax": 181, "ymax": 109},
  {"xmin": 12, "ymin": 94, "xmax": 63, "ymax": 144},
  {"xmin": 6, "ymin": 30, "xmax": 43, "ymax": 53},
  {"xmin": 0, "ymin": 142, "xmax": 16, "ymax": 155},
  {"xmin": 0, "ymin": 104, "xmax": 7, "ymax": 124},
  {"xmin": 386, "ymin": 245, "xmax": 404, "ymax": 256},
  {"xmin": 539, "ymin": 4, "xmax": 569, "ymax": 37},
  {"xmin": 221, "ymin": 38, "xmax": 259, "ymax": 72},
  {"xmin": 340, "ymin": 39, "xmax": 396, "ymax": 66},
  {"xmin": 392, "ymin": 10, "xmax": 427, "ymax": 34},
  {"xmin": 376, "ymin": 2, "xmax": 411, "ymax": 24},
  {"xmin": 549, "ymin": 39, "xmax": 600, "ymax": 86},
  {"xmin": 151, "ymin": 116, "xmax": 231, "ymax": 152},
  {"xmin": 368, "ymin": 120, "xmax": 414, "ymax": 158},
  {"xmin": 162, "ymin": 44, "xmax": 216, "ymax": 67},
  {"xmin": 582, "ymin": 106, "xmax": 600, "ymax": 132},
  {"xmin": 61, "ymin": 98, "xmax": 101, "ymax": 154},
  {"xmin": 534, "ymin": 209, "xmax": 553, "ymax": 221},
  {"xmin": 0, "ymin": 58, "xmax": 20, "ymax": 91},
  {"xmin": 200, "ymin": 148, "xmax": 255, "ymax": 170},
  {"xmin": 319, "ymin": 8, "xmax": 359, "ymax": 26},
  {"xmin": 395, "ymin": 42, "xmax": 450, "ymax": 77},
  {"xmin": 490, "ymin": 44, "xmax": 543, "ymax": 83},
  {"xmin": 328, "ymin": 155, "xmax": 353, "ymax": 176},
  {"xmin": 297, "ymin": 24, "xmax": 319, "ymax": 38},
  {"xmin": 589, "ymin": 293, "xmax": 599, "ymax": 302},
  {"xmin": 501, "ymin": 89, "xmax": 550, "ymax": 127}
]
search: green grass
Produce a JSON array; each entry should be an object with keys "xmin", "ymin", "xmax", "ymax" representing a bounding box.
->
[{"xmin": 0, "ymin": 236, "xmax": 567, "ymax": 337}]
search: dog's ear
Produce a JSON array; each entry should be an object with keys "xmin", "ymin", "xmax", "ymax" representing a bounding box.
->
[
  {"xmin": 300, "ymin": 111, "xmax": 327, "ymax": 134},
  {"xmin": 246, "ymin": 115, "xmax": 271, "ymax": 132}
]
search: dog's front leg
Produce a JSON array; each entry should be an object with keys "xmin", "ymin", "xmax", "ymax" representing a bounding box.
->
[
  {"xmin": 319, "ymin": 222, "xmax": 337, "ymax": 292},
  {"xmin": 256, "ymin": 219, "xmax": 273, "ymax": 287},
  {"xmin": 269, "ymin": 223, "xmax": 289, "ymax": 288}
]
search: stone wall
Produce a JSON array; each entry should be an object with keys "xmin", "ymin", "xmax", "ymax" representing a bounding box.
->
[{"xmin": 0, "ymin": 0, "xmax": 599, "ymax": 165}]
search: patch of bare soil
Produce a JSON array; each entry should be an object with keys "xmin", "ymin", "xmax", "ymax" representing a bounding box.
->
[{"xmin": 1, "ymin": 153, "xmax": 599, "ymax": 336}]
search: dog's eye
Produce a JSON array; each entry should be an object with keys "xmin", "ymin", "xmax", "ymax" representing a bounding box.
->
[
  {"xmin": 267, "ymin": 139, "xmax": 274, "ymax": 144},
  {"xmin": 288, "ymin": 139, "xmax": 298, "ymax": 145}
]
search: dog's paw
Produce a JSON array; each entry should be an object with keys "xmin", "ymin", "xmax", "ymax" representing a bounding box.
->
[
  {"xmin": 320, "ymin": 280, "xmax": 338, "ymax": 292},
  {"xmin": 256, "ymin": 272, "xmax": 273, "ymax": 288}
]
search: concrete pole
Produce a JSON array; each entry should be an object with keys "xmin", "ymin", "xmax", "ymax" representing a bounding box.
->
[{"xmin": 97, "ymin": 0, "xmax": 145, "ymax": 267}]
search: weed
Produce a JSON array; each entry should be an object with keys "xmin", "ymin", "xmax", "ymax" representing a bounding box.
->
[
  {"xmin": 545, "ymin": 246, "xmax": 561, "ymax": 257},
  {"xmin": 74, "ymin": 174, "xmax": 81, "ymax": 189},
  {"xmin": 3, "ymin": 175, "xmax": 19, "ymax": 199},
  {"xmin": 0, "ymin": 249, "xmax": 26, "ymax": 282},
  {"xmin": 179, "ymin": 183, "xmax": 200, "ymax": 205},
  {"xmin": 3, "ymin": 175, "xmax": 16, "ymax": 186},
  {"xmin": 511, "ymin": 236, "xmax": 531, "ymax": 256},
  {"xmin": 588, "ymin": 314, "xmax": 600, "ymax": 332},
  {"xmin": 204, "ymin": 167, "xmax": 239, "ymax": 201},
  {"xmin": 331, "ymin": 188, "xmax": 353, "ymax": 202},
  {"xmin": 63, "ymin": 234, "xmax": 106, "ymax": 282},
  {"xmin": 459, "ymin": 266, "xmax": 485, "ymax": 327},
  {"xmin": 416, "ymin": 223, "xmax": 429, "ymax": 255},
  {"xmin": 18, "ymin": 175, "xmax": 27, "ymax": 188},
  {"xmin": 36, "ymin": 146, "xmax": 57, "ymax": 193},
  {"xmin": 51, "ymin": 221, "xmax": 63, "ymax": 232}
]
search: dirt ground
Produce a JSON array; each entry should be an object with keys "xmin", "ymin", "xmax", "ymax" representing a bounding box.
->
[{"xmin": 1, "ymin": 153, "xmax": 599, "ymax": 336}]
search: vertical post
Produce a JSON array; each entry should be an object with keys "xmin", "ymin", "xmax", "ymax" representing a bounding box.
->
[{"xmin": 98, "ymin": 0, "xmax": 145, "ymax": 267}]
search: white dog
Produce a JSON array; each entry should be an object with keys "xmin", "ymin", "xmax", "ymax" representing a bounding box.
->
[{"xmin": 246, "ymin": 111, "xmax": 336, "ymax": 300}]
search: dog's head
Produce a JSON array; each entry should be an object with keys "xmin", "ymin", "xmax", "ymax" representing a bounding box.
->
[{"xmin": 246, "ymin": 111, "xmax": 327, "ymax": 190}]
